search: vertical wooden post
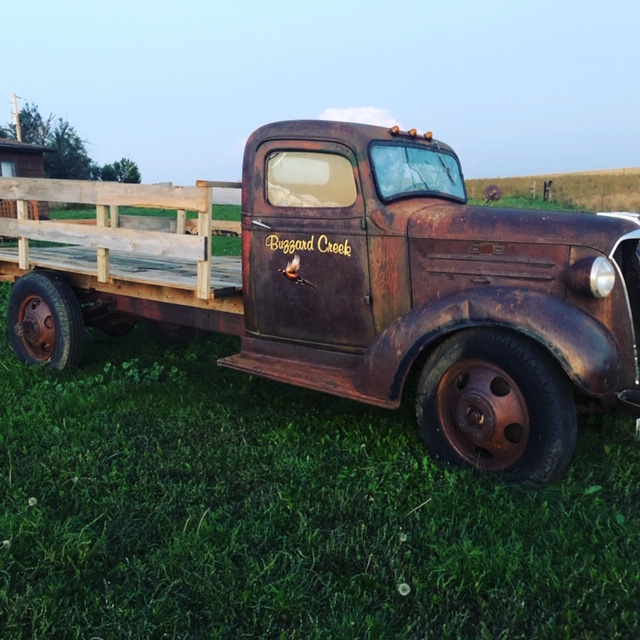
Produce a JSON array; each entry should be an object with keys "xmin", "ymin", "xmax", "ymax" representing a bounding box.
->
[
  {"xmin": 110, "ymin": 204, "xmax": 119, "ymax": 228},
  {"xmin": 196, "ymin": 188, "xmax": 212, "ymax": 299},
  {"xmin": 96, "ymin": 204, "xmax": 110, "ymax": 283},
  {"xmin": 17, "ymin": 200, "xmax": 29, "ymax": 270},
  {"xmin": 30, "ymin": 200, "xmax": 40, "ymax": 221},
  {"xmin": 176, "ymin": 209, "xmax": 186, "ymax": 235}
]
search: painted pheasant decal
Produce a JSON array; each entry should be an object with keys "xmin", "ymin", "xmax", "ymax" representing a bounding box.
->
[{"xmin": 279, "ymin": 254, "xmax": 317, "ymax": 288}]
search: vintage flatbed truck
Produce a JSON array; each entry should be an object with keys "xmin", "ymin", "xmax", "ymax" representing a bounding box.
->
[{"xmin": 1, "ymin": 119, "xmax": 640, "ymax": 487}]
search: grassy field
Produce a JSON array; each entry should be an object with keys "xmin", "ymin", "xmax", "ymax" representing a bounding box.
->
[
  {"xmin": 466, "ymin": 167, "xmax": 640, "ymax": 213},
  {"xmin": 1, "ymin": 200, "xmax": 640, "ymax": 638}
]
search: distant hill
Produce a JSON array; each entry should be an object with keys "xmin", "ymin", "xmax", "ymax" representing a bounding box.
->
[{"xmin": 466, "ymin": 167, "xmax": 640, "ymax": 212}]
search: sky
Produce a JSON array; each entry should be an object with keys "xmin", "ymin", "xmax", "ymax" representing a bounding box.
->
[{"xmin": 3, "ymin": 0, "xmax": 640, "ymax": 185}]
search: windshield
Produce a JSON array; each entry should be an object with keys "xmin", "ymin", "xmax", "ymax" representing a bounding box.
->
[{"xmin": 370, "ymin": 143, "xmax": 466, "ymax": 202}]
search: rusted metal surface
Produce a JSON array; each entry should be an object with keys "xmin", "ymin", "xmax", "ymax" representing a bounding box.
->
[
  {"xmin": 219, "ymin": 336, "xmax": 399, "ymax": 409},
  {"xmin": 242, "ymin": 135, "xmax": 375, "ymax": 348},
  {"xmin": 435, "ymin": 358, "xmax": 529, "ymax": 470},
  {"xmin": 79, "ymin": 290, "xmax": 245, "ymax": 337},
  {"xmin": 353, "ymin": 287, "xmax": 623, "ymax": 403},
  {"xmin": 236, "ymin": 119, "xmax": 640, "ymax": 409},
  {"xmin": 13, "ymin": 292, "xmax": 56, "ymax": 361}
]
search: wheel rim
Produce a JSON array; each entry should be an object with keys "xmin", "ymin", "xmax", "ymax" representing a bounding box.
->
[
  {"xmin": 14, "ymin": 294, "xmax": 56, "ymax": 361},
  {"xmin": 436, "ymin": 359, "xmax": 530, "ymax": 471}
]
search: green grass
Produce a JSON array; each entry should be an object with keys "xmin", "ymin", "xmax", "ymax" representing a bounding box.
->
[
  {"xmin": 1, "ymin": 201, "xmax": 640, "ymax": 637},
  {"xmin": 1, "ymin": 291, "xmax": 639, "ymax": 638},
  {"xmin": 48, "ymin": 204, "xmax": 241, "ymax": 222},
  {"xmin": 467, "ymin": 195, "xmax": 587, "ymax": 212},
  {"xmin": 466, "ymin": 170, "xmax": 640, "ymax": 214},
  {"xmin": 49, "ymin": 204, "xmax": 242, "ymax": 256}
]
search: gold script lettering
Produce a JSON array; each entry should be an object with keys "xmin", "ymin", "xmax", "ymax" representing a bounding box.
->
[
  {"xmin": 318, "ymin": 235, "xmax": 352, "ymax": 257},
  {"xmin": 264, "ymin": 233, "xmax": 351, "ymax": 257}
]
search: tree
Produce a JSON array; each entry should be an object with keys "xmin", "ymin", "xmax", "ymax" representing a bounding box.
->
[
  {"xmin": 44, "ymin": 119, "xmax": 99, "ymax": 180},
  {"xmin": 100, "ymin": 158, "xmax": 141, "ymax": 183},
  {"xmin": 3, "ymin": 102, "xmax": 140, "ymax": 182},
  {"xmin": 1, "ymin": 102, "xmax": 54, "ymax": 145}
]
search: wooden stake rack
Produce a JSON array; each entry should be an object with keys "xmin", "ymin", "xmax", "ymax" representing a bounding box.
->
[{"xmin": 0, "ymin": 177, "xmax": 243, "ymax": 305}]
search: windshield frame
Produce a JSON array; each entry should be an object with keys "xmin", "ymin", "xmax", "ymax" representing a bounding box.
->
[{"xmin": 369, "ymin": 141, "xmax": 467, "ymax": 204}]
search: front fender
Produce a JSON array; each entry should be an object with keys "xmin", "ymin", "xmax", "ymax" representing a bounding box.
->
[{"xmin": 355, "ymin": 287, "xmax": 622, "ymax": 402}]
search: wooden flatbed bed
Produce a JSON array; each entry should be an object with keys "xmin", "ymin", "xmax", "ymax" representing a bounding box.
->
[
  {"xmin": 0, "ymin": 177, "xmax": 244, "ymax": 311},
  {"xmin": 0, "ymin": 245, "xmax": 243, "ymax": 297}
]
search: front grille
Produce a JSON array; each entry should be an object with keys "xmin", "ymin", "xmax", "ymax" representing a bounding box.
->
[{"xmin": 613, "ymin": 240, "xmax": 640, "ymax": 382}]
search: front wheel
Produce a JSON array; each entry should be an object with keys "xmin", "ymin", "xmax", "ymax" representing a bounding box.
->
[
  {"xmin": 416, "ymin": 329, "xmax": 577, "ymax": 487},
  {"xmin": 8, "ymin": 271, "xmax": 85, "ymax": 369}
]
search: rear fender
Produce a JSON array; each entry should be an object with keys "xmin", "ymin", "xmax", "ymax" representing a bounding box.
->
[{"xmin": 355, "ymin": 287, "xmax": 622, "ymax": 402}]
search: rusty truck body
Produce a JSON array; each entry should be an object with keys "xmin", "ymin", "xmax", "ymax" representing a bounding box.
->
[{"xmin": 1, "ymin": 119, "xmax": 640, "ymax": 486}]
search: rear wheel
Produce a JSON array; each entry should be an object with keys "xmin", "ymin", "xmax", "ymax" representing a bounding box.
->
[
  {"xmin": 8, "ymin": 271, "xmax": 85, "ymax": 369},
  {"xmin": 416, "ymin": 328, "xmax": 577, "ymax": 487}
]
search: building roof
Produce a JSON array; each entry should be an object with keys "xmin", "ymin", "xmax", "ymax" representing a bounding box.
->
[{"xmin": 0, "ymin": 138, "xmax": 52, "ymax": 153}]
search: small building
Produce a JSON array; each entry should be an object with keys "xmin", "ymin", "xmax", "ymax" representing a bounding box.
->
[{"xmin": 0, "ymin": 138, "xmax": 52, "ymax": 219}]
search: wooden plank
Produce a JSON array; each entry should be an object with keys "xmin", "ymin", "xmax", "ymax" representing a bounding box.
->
[
  {"xmin": 97, "ymin": 247, "xmax": 109, "ymax": 283},
  {"xmin": 0, "ymin": 246, "xmax": 243, "ymax": 296},
  {"xmin": 0, "ymin": 218, "xmax": 207, "ymax": 262},
  {"xmin": 196, "ymin": 180, "xmax": 242, "ymax": 189},
  {"xmin": 49, "ymin": 215, "xmax": 240, "ymax": 236},
  {"xmin": 96, "ymin": 204, "xmax": 110, "ymax": 282},
  {"xmin": 110, "ymin": 204, "xmax": 119, "ymax": 228},
  {"xmin": 196, "ymin": 187, "xmax": 213, "ymax": 299},
  {"xmin": 17, "ymin": 200, "xmax": 29, "ymax": 270},
  {"xmin": 0, "ymin": 251, "xmax": 245, "ymax": 312},
  {"xmin": 0, "ymin": 177, "xmax": 209, "ymax": 212},
  {"xmin": 176, "ymin": 209, "xmax": 186, "ymax": 235},
  {"xmin": 96, "ymin": 204, "xmax": 109, "ymax": 226}
]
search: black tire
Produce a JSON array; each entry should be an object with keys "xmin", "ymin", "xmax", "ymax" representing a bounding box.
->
[
  {"xmin": 415, "ymin": 328, "xmax": 577, "ymax": 487},
  {"xmin": 8, "ymin": 271, "xmax": 85, "ymax": 369}
]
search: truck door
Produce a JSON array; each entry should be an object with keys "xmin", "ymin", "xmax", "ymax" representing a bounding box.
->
[{"xmin": 245, "ymin": 140, "xmax": 375, "ymax": 348}]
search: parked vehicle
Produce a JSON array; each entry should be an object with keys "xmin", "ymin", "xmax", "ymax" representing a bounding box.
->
[{"xmin": 2, "ymin": 119, "xmax": 640, "ymax": 486}]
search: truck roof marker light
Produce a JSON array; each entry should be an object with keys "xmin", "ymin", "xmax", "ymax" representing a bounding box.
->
[
  {"xmin": 424, "ymin": 131, "xmax": 433, "ymax": 141},
  {"xmin": 390, "ymin": 125, "xmax": 400, "ymax": 135},
  {"xmin": 408, "ymin": 128, "xmax": 417, "ymax": 137}
]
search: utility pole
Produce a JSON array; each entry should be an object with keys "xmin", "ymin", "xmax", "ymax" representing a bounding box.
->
[{"xmin": 12, "ymin": 93, "xmax": 22, "ymax": 142}]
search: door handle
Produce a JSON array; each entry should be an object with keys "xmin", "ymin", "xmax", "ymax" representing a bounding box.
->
[{"xmin": 252, "ymin": 219, "xmax": 272, "ymax": 230}]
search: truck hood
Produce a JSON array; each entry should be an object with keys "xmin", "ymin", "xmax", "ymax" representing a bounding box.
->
[{"xmin": 401, "ymin": 201, "xmax": 639, "ymax": 255}]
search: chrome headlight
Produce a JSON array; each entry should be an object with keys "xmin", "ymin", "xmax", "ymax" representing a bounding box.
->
[{"xmin": 564, "ymin": 256, "xmax": 616, "ymax": 298}]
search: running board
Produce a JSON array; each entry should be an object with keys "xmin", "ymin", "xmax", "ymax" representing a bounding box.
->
[{"xmin": 218, "ymin": 339, "xmax": 399, "ymax": 410}]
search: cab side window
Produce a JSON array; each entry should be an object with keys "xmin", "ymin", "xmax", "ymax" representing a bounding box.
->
[{"xmin": 266, "ymin": 151, "xmax": 356, "ymax": 208}]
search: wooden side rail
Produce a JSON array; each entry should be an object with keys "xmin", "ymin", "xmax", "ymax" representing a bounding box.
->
[
  {"xmin": 0, "ymin": 177, "xmax": 217, "ymax": 299},
  {"xmin": 0, "ymin": 177, "xmax": 208, "ymax": 210},
  {"xmin": 0, "ymin": 218, "xmax": 207, "ymax": 261}
]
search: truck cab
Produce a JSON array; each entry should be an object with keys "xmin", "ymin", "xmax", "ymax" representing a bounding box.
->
[{"xmin": 221, "ymin": 119, "xmax": 640, "ymax": 486}]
